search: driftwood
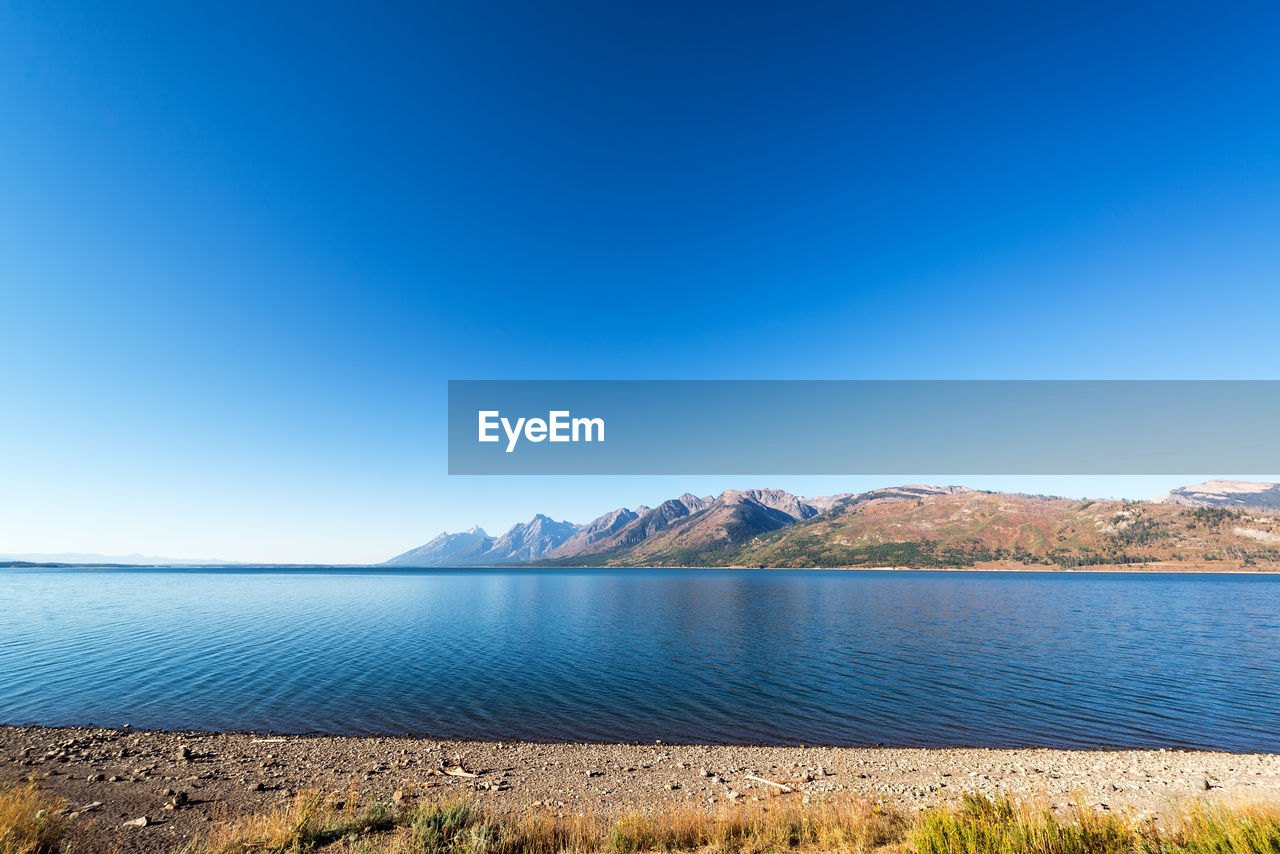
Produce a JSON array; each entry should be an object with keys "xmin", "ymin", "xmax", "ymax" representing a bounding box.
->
[
  {"xmin": 250, "ymin": 738, "xmax": 287, "ymax": 744},
  {"xmin": 444, "ymin": 765, "xmax": 478, "ymax": 778},
  {"xmin": 744, "ymin": 774, "xmax": 793, "ymax": 793}
]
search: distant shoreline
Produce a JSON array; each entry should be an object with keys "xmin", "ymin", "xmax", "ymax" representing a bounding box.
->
[
  {"xmin": 4, "ymin": 560, "xmax": 1280, "ymax": 574},
  {"xmin": 719, "ymin": 562, "xmax": 1280, "ymax": 574}
]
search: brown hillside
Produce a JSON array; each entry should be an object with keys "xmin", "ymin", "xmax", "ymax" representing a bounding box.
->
[{"xmin": 594, "ymin": 491, "xmax": 1280, "ymax": 569}]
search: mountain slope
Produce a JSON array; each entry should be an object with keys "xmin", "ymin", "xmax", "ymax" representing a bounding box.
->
[
  {"xmin": 483, "ymin": 515, "xmax": 579, "ymax": 562},
  {"xmin": 611, "ymin": 489, "xmax": 820, "ymax": 562},
  {"xmin": 1156, "ymin": 480, "xmax": 1280, "ymax": 511},
  {"xmin": 384, "ymin": 516, "xmax": 579, "ymax": 566},
  {"xmin": 384, "ymin": 526, "xmax": 492, "ymax": 566},
  {"xmin": 545, "ymin": 507, "xmax": 643, "ymax": 558},
  {"xmin": 710, "ymin": 491, "xmax": 1280, "ymax": 569},
  {"xmin": 545, "ymin": 494, "xmax": 715, "ymax": 559},
  {"xmin": 544, "ymin": 487, "xmax": 906, "ymax": 565},
  {"xmin": 825, "ymin": 484, "xmax": 973, "ymax": 514}
]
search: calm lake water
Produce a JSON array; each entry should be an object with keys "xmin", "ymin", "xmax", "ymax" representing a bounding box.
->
[{"xmin": 2, "ymin": 568, "xmax": 1278, "ymax": 751}]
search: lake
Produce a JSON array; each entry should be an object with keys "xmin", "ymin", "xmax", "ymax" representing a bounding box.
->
[{"xmin": 2, "ymin": 567, "xmax": 1278, "ymax": 751}]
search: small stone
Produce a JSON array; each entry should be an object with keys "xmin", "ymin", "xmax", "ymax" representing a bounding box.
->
[
  {"xmin": 249, "ymin": 782, "xmax": 264, "ymax": 792},
  {"xmin": 123, "ymin": 817, "xmax": 149, "ymax": 827},
  {"xmin": 87, "ymin": 773, "xmax": 104, "ymax": 782}
]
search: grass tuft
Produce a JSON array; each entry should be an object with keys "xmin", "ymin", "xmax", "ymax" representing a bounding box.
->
[
  {"xmin": 0, "ymin": 780, "xmax": 67, "ymax": 854},
  {"xmin": 186, "ymin": 785, "xmax": 397, "ymax": 853},
  {"xmin": 913, "ymin": 793, "xmax": 1141, "ymax": 854},
  {"xmin": 1171, "ymin": 800, "xmax": 1280, "ymax": 854},
  {"xmin": 912, "ymin": 792, "xmax": 1280, "ymax": 854},
  {"xmin": 606, "ymin": 797, "xmax": 903, "ymax": 854}
]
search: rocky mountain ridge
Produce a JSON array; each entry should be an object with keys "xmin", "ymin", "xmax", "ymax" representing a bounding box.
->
[
  {"xmin": 386, "ymin": 481, "xmax": 1280, "ymax": 569},
  {"xmin": 385, "ymin": 485, "xmax": 966, "ymax": 567}
]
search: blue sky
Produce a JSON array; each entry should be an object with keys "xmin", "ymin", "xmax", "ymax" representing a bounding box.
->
[{"xmin": 2, "ymin": 1, "xmax": 1279, "ymax": 562}]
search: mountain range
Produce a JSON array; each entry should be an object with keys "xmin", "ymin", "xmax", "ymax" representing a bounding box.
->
[
  {"xmin": 384, "ymin": 480, "xmax": 1280, "ymax": 570},
  {"xmin": 384, "ymin": 515, "xmax": 581, "ymax": 567}
]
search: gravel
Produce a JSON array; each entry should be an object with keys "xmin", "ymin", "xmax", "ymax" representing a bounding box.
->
[{"xmin": 4, "ymin": 725, "xmax": 1279, "ymax": 853}]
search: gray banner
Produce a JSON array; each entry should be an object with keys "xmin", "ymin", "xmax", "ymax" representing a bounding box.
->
[{"xmin": 447, "ymin": 380, "xmax": 1279, "ymax": 474}]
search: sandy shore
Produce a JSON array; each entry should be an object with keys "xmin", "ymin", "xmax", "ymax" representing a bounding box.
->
[{"xmin": 5, "ymin": 726, "xmax": 1280, "ymax": 852}]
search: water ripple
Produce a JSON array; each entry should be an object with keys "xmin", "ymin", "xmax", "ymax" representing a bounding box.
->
[{"xmin": 2, "ymin": 568, "xmax": 1280, "ymax": 749}]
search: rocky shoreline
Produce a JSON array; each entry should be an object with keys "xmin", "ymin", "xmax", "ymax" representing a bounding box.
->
[{"xmin": 4, "ymin": 725, "xmax": 1280, "ymax": 852}]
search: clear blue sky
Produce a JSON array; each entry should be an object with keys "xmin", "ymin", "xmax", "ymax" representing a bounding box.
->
[{"xmin": 2, "ymin": 1, "xmax": 1278, "ymax": 562}]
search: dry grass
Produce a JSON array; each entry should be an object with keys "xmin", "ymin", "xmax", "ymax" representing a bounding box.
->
[
  {"xmin": 383, "ymin": 802, "xmax": 601, "ymax": 854},
  {"xmin": 1164, "ymin": 799, "xmax": 1280, "ymax": 854},
  {"xmin": 182, "ymin": 785, "xmax": 397, "ymax": 853},
  {"xmin": 181, "ymin": 788, "xmax": 903, "ymax": 854},
  {"xmin": 605, "ymin": 798, "xmax": 904, "ymax": 854},
  {"xmin": 121, "ymin": 786, "xmax": 1280, "ymax": 854},
  {"xmin": 183, "ymin": 793, "xmax": 601, "ymax": 854},
  {"xmin": 911, "ymin": 791, "xmax": 1280, "ymax": 854},
  {"xmin": 0, "ymin": 780, "xmax": 67, "ymax": 854}
]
